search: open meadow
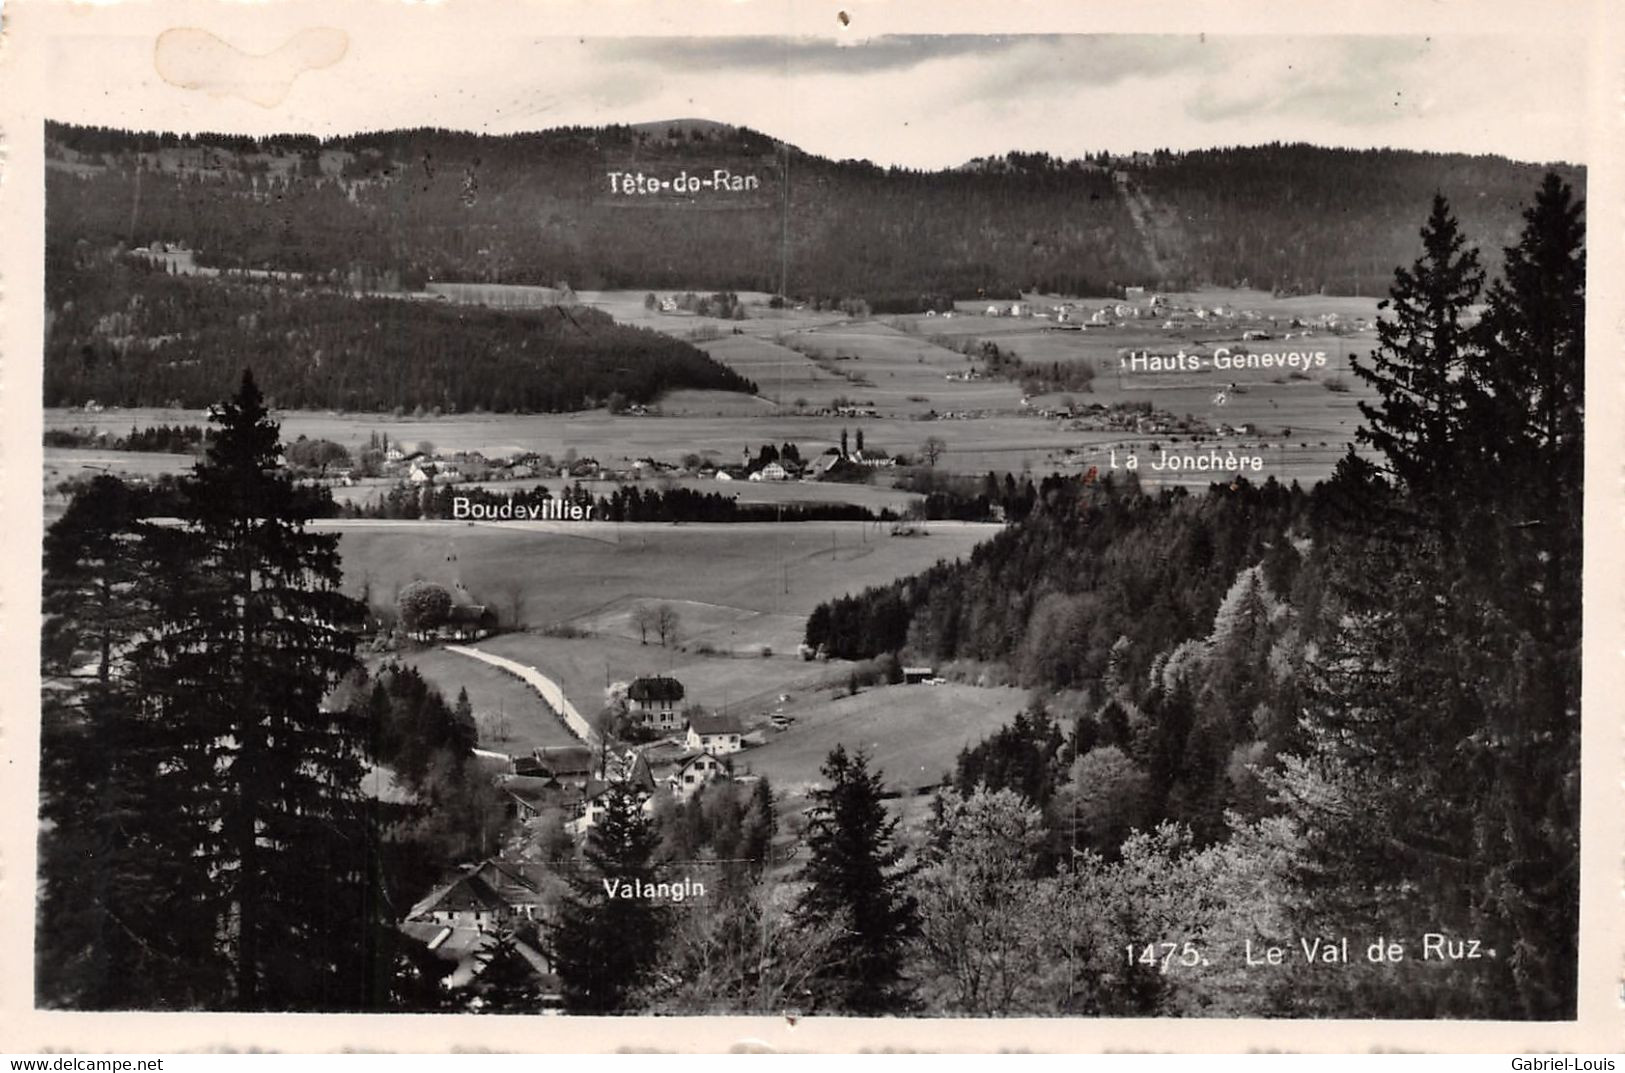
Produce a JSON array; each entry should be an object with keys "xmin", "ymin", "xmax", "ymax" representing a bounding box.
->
[
  {"xmin": 469, "ymin": 632, "xmax": 847, "ymax": 730},
  {"xmin": 739, "ymin": 681, "xmax": 1029, "ymax": 806},
  {"xmin": 323, "ymin": 519, "xmax": 999, "ymax": 630}
]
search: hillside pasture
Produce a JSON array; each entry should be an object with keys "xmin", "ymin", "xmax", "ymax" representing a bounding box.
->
[
  {"xmin": 564, "ymin": 595, "xmax": 805, "ymax": 654},
  {"xmin": 773, "ymin": 321, "xmax": 1021, "ymax": 414},
  {"xmin": 739, "ymin": 682, "xmax": 1027, "ymax": 805},
  {"xmin": 326, "ymin": 518, "xmax": 1000, "ymax": 635},
  {"xmin": 692, "ymin": 334, "xmax": 838, "ymax": 406},
  {"xmin": 655, "ymin": 389, "xmax": 777, "ymax": 417},
  {"xmin": 469, "ymin": 632, "xmax": 846, "ymax": 731}
]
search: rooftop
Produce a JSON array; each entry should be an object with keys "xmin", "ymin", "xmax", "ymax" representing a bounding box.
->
[
  {"xmin": 629, "ymin": 675, "xmax": 685, "ymax": 703},
  {"xmin": 688, "ymin": 712, "xmax": 744, "ymax": 737}
]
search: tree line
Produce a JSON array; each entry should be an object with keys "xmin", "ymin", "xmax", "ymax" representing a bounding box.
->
[
  {"xmin": 50, "ymin": 121, "xmax": 1580, "ymax": 302},
  {"xmin": 342, "ymin": 480, "xmax": 890, "ymax": 524},
  {"xmin": 45, "ymin": 423, "xmax": 214, "ymax": 453}
]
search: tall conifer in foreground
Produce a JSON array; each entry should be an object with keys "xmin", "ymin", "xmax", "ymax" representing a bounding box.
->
[
  {"xmin": 1274, "ymin": 175, "xmax": 1584, "ymax": 1018},
  {"xmin": 146, "ymin": 369, "xmax": 375, "ymax": 1009},
  {"xmin": 1351, "ymin": 192, "xmax": 1484, "ymax": 503},
  {"xmin": 551, "ymin": 783, "xmax": 670, "ymax": 1012},
  {"xmin": 1457, "ymin": 173, "xmax": 1584, "ymax": 1016},
  {"xmin": 38, "ymin": 371, "xmax": 380, "ymax": 1010},
  {"xmin": 793, "ymin": 745, "xmax": 920, "ymax": 1013},
  {"xmin": 37, "ymin": 477, "xmax": 219, "ymax": 1008}
]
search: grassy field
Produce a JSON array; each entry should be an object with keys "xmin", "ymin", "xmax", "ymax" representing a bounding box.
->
[
  {"xmin": 326, "ymin": 516, "xmax": 998, "ymax": 639},
  {"xmin": 738, "ymin": 682, "xmax": 1028, "ymax": 806},
  {"xmin": 469, "ymin": 632, "xmax": 847, "ymax": 730},
  {"xmin": 385, "ymin": 645, "xmax": 582, "ymax": 755},
  {"xmin": 765, "ymin": 320, "xmax": 1020, "ymax": 415},
  {"xmin": 325, "ymin": 513, "xmax": 994, "ymax": 669},
  {"xmin": 325, "ymin": 518, "xmax": 998, "ymax": 735},
  {"xmin": 43, "ymin": 446, "xmax": 202, "ymax": 523},
  {"xmin": 47, "ymin": 398, "xmax": 1364, "ymax": 494}
]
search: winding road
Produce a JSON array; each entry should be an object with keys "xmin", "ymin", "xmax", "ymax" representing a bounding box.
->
[{"xmin": 443, "ymin": 644, "xmax": 598, "ymax": 746}]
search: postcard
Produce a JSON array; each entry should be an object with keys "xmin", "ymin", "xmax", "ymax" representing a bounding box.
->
[{"xmin": 1, "ymin": 0, "xmax": 1619, "ymax": 1055}]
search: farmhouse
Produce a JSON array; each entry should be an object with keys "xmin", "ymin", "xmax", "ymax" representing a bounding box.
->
[
  {"xmin": 440, "ymin": 604, "xmax": 496, "ymax": 641},
  {"xmin": 406, "ymin": 858, "xmax": 550, "ymax": 930},
  {"xmin": 130, "ymin": 241, "xmax": 198, "ymax": 273},
  {"xmin": 500, "ymin": 775, "xmax": 560, "ymax": 821},
  {"xmin": 400, "ymin": 858, "xmax": 559, "ymax": 995},
  {"xmin": 604, "ymin": 748, "xmax": 659, "ymax": 795},
  {"xmin": 750, "ymin": 461, "xmax": 790, "ymax": 481},
  {"xmin": 517, "ymin": 744, "xmax": 597, "ymax": 787},
  {"xmin": 568, "ymin": 777, "xmax": 655, "ymax": 836},
  {"xmin": 686, "ymin": 712, "xmax": 744, "ymax": 755},
  {"xmin": 902, "ymin": 666, "xmax": 936, "ymax": 684},
  {"xmin": 629, "ymin": 676, "xmax": 686, "ymax": 729},
  {"xmin": 667, "ymin": 752, "xmax": 730, "ymax": 802}
]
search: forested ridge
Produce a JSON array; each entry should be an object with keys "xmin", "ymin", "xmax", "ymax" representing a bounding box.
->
[
  {"xmin": 46, "ymin": 252, "xmax": 755, "ymax": 411},
  {"xmin": 49, "ymin": 121, "xmax": 1581, "ymax": 301}
]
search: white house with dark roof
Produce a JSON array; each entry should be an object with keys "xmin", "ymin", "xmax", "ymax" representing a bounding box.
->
[
  {"xmin": 685, "ymin": 712, "xmax": 744, "ymax": 755},
  {"xmin": 667, "ymin": 751, "xmax": 730, "ymax": 801},
  {"xmin": 854, "ymin": 449, "xmax": 895, "ymax": 468},
  {"xmin": 752, "ymin": 461, "xmax": 789, "ymax": 481},
  {"xmin": 628, "ymin": 675, "xmax": 686, "ymax": 729}
]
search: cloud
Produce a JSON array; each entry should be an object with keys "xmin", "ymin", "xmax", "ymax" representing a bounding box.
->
[
  {"xmin": 592, "ymin": 35, "xmax": 1027, "ymax": 76},
  {"xmin": 1184, "ymin": 37, "xmax": 1436, "ymax": 127},
  {"xmin": 958, "ymin": 35, "xmax": 1220, "ymax": 105},
  {"xmin": 46, "ymin": 29, "xmax": 1588, "ymax": 168}
]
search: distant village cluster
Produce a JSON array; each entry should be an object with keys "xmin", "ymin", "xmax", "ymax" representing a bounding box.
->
[
  {"xmin": 949, "ymin": 288, "xmax": 1374, "ymax": 335},
  {"xmin": 342, "ymin": 429, "xmax": 897, "ymax": 490}
]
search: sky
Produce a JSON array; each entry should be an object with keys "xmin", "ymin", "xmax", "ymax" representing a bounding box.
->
[{"xmin": 47, "ymin": 30, "xmax": 1592, "ymax": 168}]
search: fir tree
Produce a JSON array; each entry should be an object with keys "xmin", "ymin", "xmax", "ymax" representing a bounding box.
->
[
  {"xmin": 37, "ymin": 477, "xmax": 219, "ymax": 1008},
  {"xmin": 740, "ymin": 778, "xmax": 779, "ymax": 867},
  {"xmin": 144, "ymin": 369, "xmax": 374, "ymax": 1009},
  {"xmin": 551, "ymin": 783, "xmax": 670, "ymax": 1012},
  {"xmin": 1351, "ymin": 193, "xmax": 1484, "ymax": 502},
  {"xmin": 1273, "ymin": 176, "xmax": 1584, "ymax": 1018},
  {"xmin": 1456, "ymin": 173, "xmax": 1584, "ymax": 1017},
  {"xmin": 472, "ymin": 926, "xmax": 544, "ymax": 1014},
  {"xmin": 793, "ymin": 745, "xmax": 920, "ymax": 1013}
]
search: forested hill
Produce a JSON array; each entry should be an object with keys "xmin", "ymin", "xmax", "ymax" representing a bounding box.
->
[{"xmin": 48, "ymin": 121, "xmax": 1581, "ymax": 303}]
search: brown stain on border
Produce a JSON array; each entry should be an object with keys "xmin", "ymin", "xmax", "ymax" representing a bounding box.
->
[{"xmin": 155, "ymin": 27, "xmax": 349, "ymax": 108}]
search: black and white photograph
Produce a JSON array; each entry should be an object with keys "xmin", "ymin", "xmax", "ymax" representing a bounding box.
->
[{"xmin": 1, "ymin": 0, "xmax": 1617, "ymax": 1054}]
